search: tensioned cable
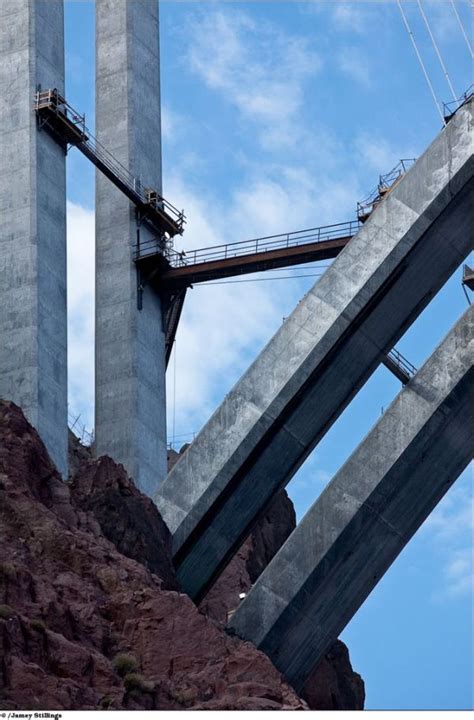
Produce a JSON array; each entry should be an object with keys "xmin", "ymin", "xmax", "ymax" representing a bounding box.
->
[
  {"xmin": 417, "ymin": 0, "xmax": 458, "ymax": 101},
  {"xmin": 195, "ymin": 272, "xmax": 325, "ymax": 286},
  {"xmin": 397, "ymin": 0, "xmax": 446, "ymax": 124},
  {"xmin": 449, "ymin": 0, "xmax": 474, "ymax": 58},
  {"xmin": 247, "ymin": 262, "xmax": 332, "ymax": 272}
]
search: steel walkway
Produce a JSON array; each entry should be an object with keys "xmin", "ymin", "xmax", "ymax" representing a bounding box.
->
[{"xmin": 34, "ymin": 89, "xmax": 185, "ymax": 238}]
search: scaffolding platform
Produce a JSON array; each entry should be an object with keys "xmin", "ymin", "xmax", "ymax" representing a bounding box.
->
[{"xmin": 357, "ymin": 159, "xmax": 416, "ymax": 223}]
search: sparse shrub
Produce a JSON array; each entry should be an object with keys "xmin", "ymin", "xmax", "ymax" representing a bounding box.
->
[
  {"xmin": 112, "ymin": 653, "xmax": 138, "ymax": 677},
  {"xmin": 30, "ymin": 619, "xmax": 46, "ymax": 633},
  {"xmin": 100, "ymin": 695, "xmax": 114, "ymax": 709},
  {"xmin": 0, "ymin": 562, "xmax": 17, "ymax": 580},
  {"xmin": 123, "ymin": 672, "xmax": 154, "ymax": 694},
  {"xmin": 0, "ymin": 604, "xmax": 14, "ymax": 619},
  {"xmin": 174, "ymin": 687, "xmax": 198, "ymax": 707}
]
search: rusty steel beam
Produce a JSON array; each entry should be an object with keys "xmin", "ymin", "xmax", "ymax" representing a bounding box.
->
[{"xmin": 163, "ymin": 289, "xmax": 187, "ymax": 367}]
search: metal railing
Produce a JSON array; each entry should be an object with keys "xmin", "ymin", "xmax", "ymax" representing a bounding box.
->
[
  {"xmin": 136, "ymin": 220, "xmax": 360, "ymax": 267},
  {"xmin": 34, "ymin": 89, "xmax": 185, "ymax": 234},
  {"xmin": 387, "ymin": 347, "xmax": 417, "ymax": 380},
  {"xmin": 68, "ymin": 411, "xmax": 94, "ymax": 447},
  {"xmin": 443, "ymin": 85, "xmax": 474, "ymax": 121},
  {"xmin": 357, "ymin": 159, "xmax": 416, "ymax": 222}
]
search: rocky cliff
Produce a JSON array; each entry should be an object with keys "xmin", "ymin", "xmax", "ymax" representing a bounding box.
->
[{"xmin": 0, "ymin": 401, "xmax": 364, "ymax": 710}]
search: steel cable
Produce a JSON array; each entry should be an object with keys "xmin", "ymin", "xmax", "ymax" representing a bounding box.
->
[
  {"xmin": 397, "ymin": 0, "xmax": 445, "ymax": 124},
  {"xmin": 449, "ymin": 0, "xmax": 474, "ymax": 58},
  {"xmin": 417, "ymin": 0, "xmax": 458, "ymax": 102}
]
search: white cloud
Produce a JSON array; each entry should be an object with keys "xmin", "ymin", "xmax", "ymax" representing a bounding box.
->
[
  {"xmin": 443, "ymin": 547, "xmax": 473, "ymax": 598},
  {"xmin": 424, "ymin": 0, "xmax": 464, "ymax": 45},
  {"xmin": 185, "ymin": 8, "xmax": 322, "ymax": 149},
  {"xmin": 354, "ymin": 131, "xmax": 418, "ymax": 175},
  {"xmin": 161, "ymin": 105, "xmax": 189, "ymax": 145},
  {"xmin": 67, "ymin": 201, "xmax": 95, "ymax": 433},
  {"xmin": 332, "ymin": 3, "xmax": 369, "ymax": 34},
  {"xmin": 421, "ymin": 476, "xmax": 474, "ymax": 601},
  {"xmin": 337, "ymin": 46, "xmax": 372, "ymax": 88}
]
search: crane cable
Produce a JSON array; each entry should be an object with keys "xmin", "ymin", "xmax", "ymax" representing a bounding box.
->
[
  {"xmin": 396, "ymin": 0, "xmax": 446, "ymax": 125},
  {"xmin": 449, "ymin": 0, "xmax": 474, "ymax": 58},
  {"xmin": 417, "ymin": 0, "xmax": 458, "ymax": 102}
]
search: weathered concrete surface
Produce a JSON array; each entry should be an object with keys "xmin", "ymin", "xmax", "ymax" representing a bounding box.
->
[
  {"xmin": 0, "ymin": 0, "xmax": 68, "ymax": 477},
  {"xmin": 228, "ymin": 308, "xmax": 474, "ymax": 692},
  {"xmin": 155, "ymin": 100, "xmax": 474, "ymax": 600},
  {"xmin": 95, "ymin": 0, "xmax": 167, "ymax": 496}
]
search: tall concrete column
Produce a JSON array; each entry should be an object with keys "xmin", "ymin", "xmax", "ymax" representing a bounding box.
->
[
  {"xmin": 0, "ymin": 0, "xmax": 68, "ymax": 477},
  {"xmin": 95, "ymin": 0, "xmax": 167, "ymax": 495}
]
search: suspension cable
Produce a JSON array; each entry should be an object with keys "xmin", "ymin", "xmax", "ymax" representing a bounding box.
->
[
  {"xmin": 417, "ymin": 0, "xmax": 458, "ymax": 102},
  {"xmin": 397, "ymin": 0, "xmax": 445, "ymax": 124},
  {"xmin": 449, "ymin": 0, "xmax": 474, "ymax": 58}
]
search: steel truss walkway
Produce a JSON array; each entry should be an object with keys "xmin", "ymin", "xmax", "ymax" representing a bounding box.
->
[
  {"xmin": 34, "ymin": 89, "xmax": 185, "ymax": 238},
  {"xmin": 136, "ymin": 221, "xmax": 358, "ymax": 286}
]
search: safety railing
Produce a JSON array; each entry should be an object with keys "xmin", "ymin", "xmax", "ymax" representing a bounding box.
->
[
  {"xmin": 357, "ymin": 159, "xmax": 416, "ymax": 222},
  {"xmin": 68, "ymin": 410, "xmax": 94, "ymax": 447},
  {"xmin": 34, "ymin": 89, "xmax": 185, "ymax": 235},
  {"xmin": 443, "ymin": 85, "xmax": 474, "ymax": 121},
  {"xmin": 136, "ymin": 220, "xmax": 360, "ymax": 266},
  {"xmin": 387, "ymin": 347, "xmax": 417, "ymax": 380}
]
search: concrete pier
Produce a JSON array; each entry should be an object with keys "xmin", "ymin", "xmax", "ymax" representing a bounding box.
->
[
  {"xmin": 0, "ymin": 0, "xmax": 68, "ymax": 477},
  {"xmin": 228, "ymin": 308, "xmax": 474, "ymax": 692},
  {"xmin": 95, "ymin": 0, "xmax": 167, "ymax": 495},
  {"xmin": 155, "ymin": 99, "xmax": 474, "ymax": 601}
]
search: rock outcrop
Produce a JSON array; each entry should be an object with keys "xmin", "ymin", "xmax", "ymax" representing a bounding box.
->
[
  {"xmin": 0, "ymin": 401, "xmax": 306, "ymax": 710},
  {"xmin": 198, "ymin": 479, "xmax": 365, "ymax": 710},
  {"xmin": 70, "ymin": 455, "xmax": 178, "ymax": 591},
  {"xmin": 303, "ymin": 641, "xmax": 366, "ymax": 711}
]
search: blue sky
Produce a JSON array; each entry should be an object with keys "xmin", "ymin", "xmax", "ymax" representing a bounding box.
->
[{"xmin": 64, "ymin": 0, "xmax": 473, "ymax": 711}]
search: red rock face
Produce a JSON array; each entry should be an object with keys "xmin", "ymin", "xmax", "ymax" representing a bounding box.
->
[
  {"xmin": 69, "ymin": 454, "xmax": 178, "ymax": 591},
  {"xmin": 303, "ymin": 641, "xmax": 366, "ymax": 711},
  {"xmin": 0, "ymin": 401, "xmax": 306, "ymax": 710}
]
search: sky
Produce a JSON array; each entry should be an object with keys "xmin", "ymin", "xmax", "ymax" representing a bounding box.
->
[{"xmin": 63, "ymin": 0, "xmax": 473, "ymax": 711}]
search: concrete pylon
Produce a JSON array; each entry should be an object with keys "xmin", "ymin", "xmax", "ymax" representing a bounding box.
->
[
  {"xmin": 95, "ymin": 0, "xmax": 167, "ymax": 496},
  {"xmin": 155, "ymin": 98, "xmax": 474, "ymax": 601},
  {"xmin": 0, "ymin": 0, "xmax": 68, "ymax": 477},
  {"xmin": 228, "ymin": 307, "xmax": 474, "ymax": 692}
]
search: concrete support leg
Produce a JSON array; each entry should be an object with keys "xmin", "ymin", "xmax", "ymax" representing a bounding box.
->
[
  {"xmin": 155, "ymin": 99, "xmax": 474, "ymax": 601},
  {"xmin": 0, "ymin": 0, "xmax": 68, "ymax": 477},
  {"xmin": 95, "ymin": 0, "xmax": 167, "ymax": 496},
  {"xmin": 228, "ymin": 307, "xmax": 474, "ymax": 692}
]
